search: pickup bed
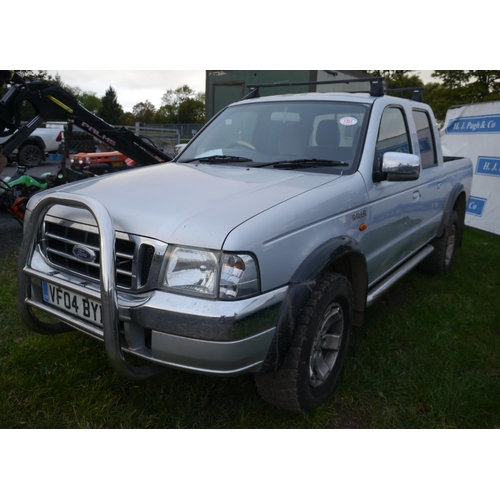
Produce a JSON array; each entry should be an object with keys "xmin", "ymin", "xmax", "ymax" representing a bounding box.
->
[
  {"xmin": 18, "ymin": 84, "xmax": 473, "ymax": 413},
  {"xmin": 0, "ymin": 127, "xmax": 62, "ymax": 166}
]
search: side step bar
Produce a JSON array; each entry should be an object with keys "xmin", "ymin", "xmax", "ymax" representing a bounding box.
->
[{"xmin": 366, "ymin": 245, "xmax": 434, "ymax": 307}]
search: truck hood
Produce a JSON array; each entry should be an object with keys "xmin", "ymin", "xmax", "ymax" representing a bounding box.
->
[{"xmin": 40, "ymin": 162, "xmax": 340, "ymax": 249}]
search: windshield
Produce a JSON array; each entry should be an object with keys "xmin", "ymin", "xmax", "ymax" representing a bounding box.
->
[{"xmin": 177, "ymin": 100, "xmax": 370, "ymax": 174}]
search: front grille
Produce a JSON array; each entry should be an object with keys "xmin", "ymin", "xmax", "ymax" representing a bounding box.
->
[{"xmin": 42, "ymin": 220, "xmax": 155, "ymax": 290}]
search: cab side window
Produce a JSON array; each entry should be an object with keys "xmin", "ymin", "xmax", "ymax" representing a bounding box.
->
[
  {"xmin": 375, "ymin": 107, "xmax": 411, "ymax": 167},
  {"xmin": 412, "ymin": 109, "xmax": 437, "ymax": 169}
]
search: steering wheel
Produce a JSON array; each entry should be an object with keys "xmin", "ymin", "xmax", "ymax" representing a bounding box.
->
[{"xmin": 228, "ymin": 140, "xmax": 256, "ymax": 151}]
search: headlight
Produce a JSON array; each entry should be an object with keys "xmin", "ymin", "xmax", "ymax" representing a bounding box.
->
[
  {"xmin": 162, "ymin": 246, "xmax": 260, "ymax": 300},
  {"xmin": 164, "ymin": 247, "xmax": 219, "ymax": 297}
]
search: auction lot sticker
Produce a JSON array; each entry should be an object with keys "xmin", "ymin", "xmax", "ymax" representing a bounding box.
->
[{"xmin": 339, "ymin": 117, "xmax": 358, "ymax": 126}]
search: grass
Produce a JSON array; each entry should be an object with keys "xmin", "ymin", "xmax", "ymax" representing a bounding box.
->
[{"xmin": 1, "ymin": 227, "xmax": 499, "ymax": 428}]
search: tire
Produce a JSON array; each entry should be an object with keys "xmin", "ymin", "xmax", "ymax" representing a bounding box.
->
[
  {"xmin": 254, "ymin": 272, "xmax": 353, "ymax": 414},
  {"xmin": 420, "ymin": 211, "xmax": 459, "ymax": 276},
  {"xmin": 70, "ymin": 141, "xmax": 97, "ymax": 153},
  {"xmin": 66, "ymin": 131, "xmax": 97, "ymax": 153},
  {"xmin": 18, "ymin": 143, "xmax": 44, "ymax": 167}
]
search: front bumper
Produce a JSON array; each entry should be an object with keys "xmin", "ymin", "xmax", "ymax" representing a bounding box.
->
[{"xmin": 24, "ymin": 247, "xmax": 287, "ymax": 376}]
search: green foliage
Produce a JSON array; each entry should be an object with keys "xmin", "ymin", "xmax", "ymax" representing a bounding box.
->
[
  {"xmin": 159, "ymin": 85, "xmax": 205, "ymax": 124},
  {"xmin": 162, "ymin": 84, "xmax": 197, "ymax": 108},
  {"xmin": 422, "ymin": 82, "xmax": 459, "ymax": 124},
  {"xmin": 432, "ymin": 70, "xmax": 471, "ymax": 88},
  {"xmin": 1, "ymin": 227, "xmax": 499, "ymax": 428},
  {"xmin": 367, "ymin": 70, "xmax": 500, "ymax": 123},
  {"xmin": 98, "ymin": 86, "xmax": 124, "ymax": 125},
  {"xmin": 121, "ymin": 111, "xmax": 136, "ymax": 126},
  {"xmin": 132, "ymin": 100, "xmax": 158, "ymax": 124},
  {"xmin": 75, "ymin": 91, "xmax": 102, "ymax": 115},
  {"xmin": 16, "ymin": 70, "xmax": 57, "ymax": 84},
  {"xmin": 425, "ymin": 71, "xmax": 500, "ymax": 122},
  {"xmin": 366, "ymin": 70, "xmax": 424, "ymax": 89},
  {"xmin": 1, "ymin": 71, "xmax": 206, "ymax": 127},
  {"xmin": 178, "ymin": 98, "xmax": 205, "ymax": 124},
  {"xmin": 4, "ymin": 69, "xmax": 500, "ymax": 129}
]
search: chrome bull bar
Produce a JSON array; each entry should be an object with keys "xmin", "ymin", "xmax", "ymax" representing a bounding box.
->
[{"xmin": 17, "ymin": 192, "xmax": 168, "ymax": 381}]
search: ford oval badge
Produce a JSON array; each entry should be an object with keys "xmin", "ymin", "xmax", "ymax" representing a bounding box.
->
[{"xmin": 72, "ymin": 245, "xmax": 97, "ymax": 263}]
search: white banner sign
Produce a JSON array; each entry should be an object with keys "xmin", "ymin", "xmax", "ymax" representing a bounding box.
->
[{"xmin": 441, "ymin": 101, "xmax": 500, "ymax": 236}]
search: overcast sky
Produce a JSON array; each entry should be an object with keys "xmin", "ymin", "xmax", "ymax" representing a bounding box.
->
[
  {"xmin": 47, "ymin": 70, "xmax": 206, "ymax": 113},
  {"xmin": 46, "ymin": 70, "xmax": 437, "ymax": 113}
]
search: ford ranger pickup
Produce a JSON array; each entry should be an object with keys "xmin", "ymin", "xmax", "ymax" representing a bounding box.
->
[{"xmin": 17, "ymin": 79, "xmax": 473, "ymax": 413}]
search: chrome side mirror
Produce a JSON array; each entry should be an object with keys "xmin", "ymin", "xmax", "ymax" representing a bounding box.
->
[{"xmin": 381, "ymin": 152, "xmax": 421, "ymax": 182}]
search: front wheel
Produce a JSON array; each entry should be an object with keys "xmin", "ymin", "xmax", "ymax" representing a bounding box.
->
[{"xmin": 254, "ymin": 272, "xmax": 353, "ymax": 414}]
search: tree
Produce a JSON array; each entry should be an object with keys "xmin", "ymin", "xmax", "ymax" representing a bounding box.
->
[
  {"xmin": 178, "ymin": 98, "xmax": 205, "ymax": 124},
  {"xmin": 121, "ymin": 112, "xmax": 136, "ymax": 127},
  {"xmin": 425, "ymin": 71, "xmax": 500, "ymax": 122},
  {"xmin": 432, "ymin": 70, "xmax": 500, "ymax": 101},
  {"xmin": 366, "ymin": 70, "xmax": 500, "ymax": 123},
  {"xmin": 431, "ymin": 70, "xmax": 470, "ymax": 89},
  {"xmin": 162, "ymin": 84, "xmax": 195, "ymax": 109},
  {"xmin": 421, "ymin": 82, "xmax": 457, "ymax": 124},
  {"xmin": 159, "ymin": 85, "xmax": 205, "ymax": 123},
  {"xmin": 77, "ymin": 91, "xmax": 102, "ymax": 115},
  {"xmin": 132, "ymin": 100, "xmax": 157, "ymax": 124},
  {"xmin": 98, "ymin": 86, "xmax": 123, "ymax": 124},
  {"xmin": 15, "ymin": 70, "xmax": 57, "ymax": 84},
  {"xmin": 366, "ymin": 70, "xmax": 424, "ymax": 89},
  {"xmin": 65, "ymin": 86, "xmax": 102, "ymax": 115},
  {"xmin": 52, "ymin": 72, "xmax": 65, "ymax": 89}
]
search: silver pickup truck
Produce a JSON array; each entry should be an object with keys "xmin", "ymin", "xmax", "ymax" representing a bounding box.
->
[{"xmin": 17, "ymin": 82, "xmax": 473, "ymax": 413}]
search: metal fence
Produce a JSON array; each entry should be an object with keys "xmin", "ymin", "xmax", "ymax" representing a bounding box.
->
[
  {"xmin": 125, "ymin": 124, "xmax": 180, "ymax": 149},
  {"xmin": 44, "ymin": 121, "xmax": 202, "ymax": 158},
  {"xmin": 160, "ymin": 124, "xmax": 204, "ymax": 142},
  {"xmin": 125, "ymin": 123, "xmax": 204, "ymax": 144},
  {"xmin": 45, "ymin": 121, "xmax": 202, "ymax": 143}
]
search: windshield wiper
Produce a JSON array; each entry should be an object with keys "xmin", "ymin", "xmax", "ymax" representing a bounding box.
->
[
  {"xmin": 274, "ymin": 159, "xmax": 349, "ymax": 169},
  {"xmin": 257, "ymin": 158, "xmax": 349, "ymax": 169},
  {"xmin": 183, "ymin": 155, "xmax": 253, "ymax": 164}
]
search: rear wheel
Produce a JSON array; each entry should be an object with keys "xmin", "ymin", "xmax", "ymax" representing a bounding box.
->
[
  {"xmin": 18, "ymin": 144, "xmax": 44, "ymax": 167},
  {"xmin": 420, "ymin": 211, "xmax": 459, "ymax": 275},
  {"xmin": 254, "ymin": 272, "xmax": 353, "ymax": 413}
]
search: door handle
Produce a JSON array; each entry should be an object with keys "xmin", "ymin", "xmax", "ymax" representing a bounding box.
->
[{"xmin": 413, "ymin": 191, "xmax": 421, "ymax": 201}]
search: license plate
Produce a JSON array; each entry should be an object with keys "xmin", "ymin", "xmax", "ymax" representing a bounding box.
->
[{"xmin": 42, "ymin": 281, "xmax": 102, "ymax": 326}]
